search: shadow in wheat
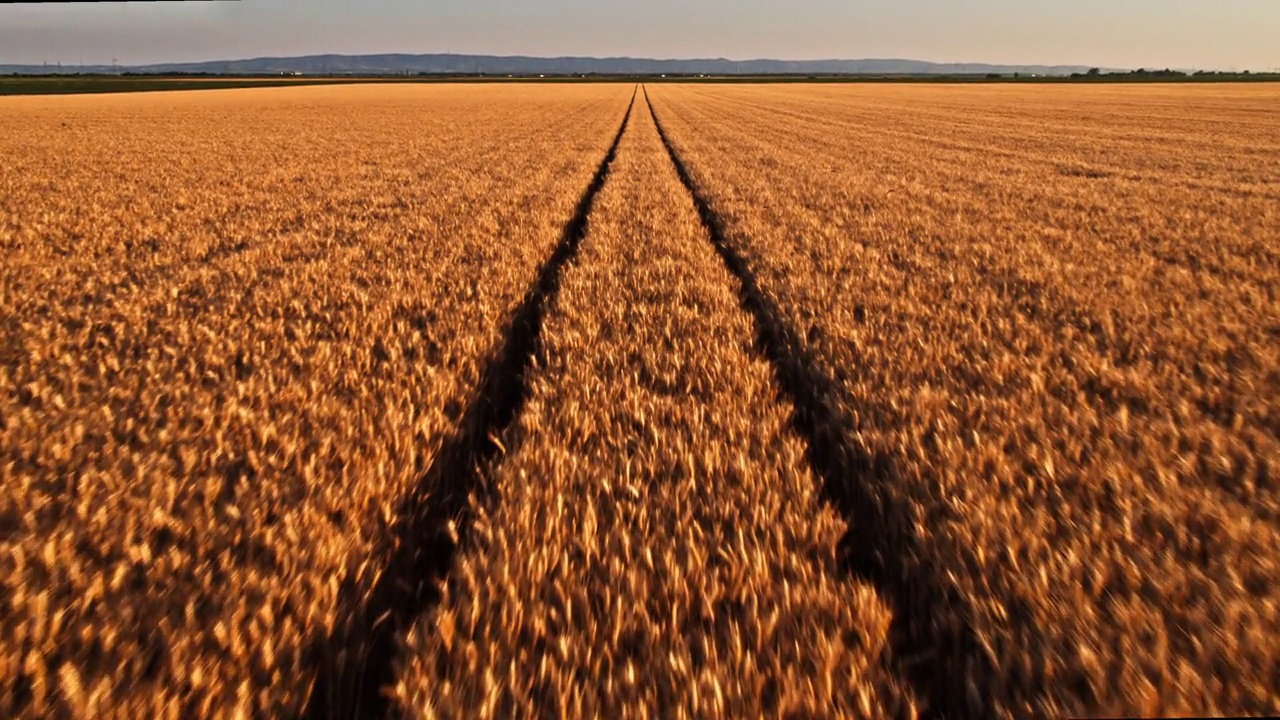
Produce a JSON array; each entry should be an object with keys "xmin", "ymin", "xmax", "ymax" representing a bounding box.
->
[{"xmin": 304, "ymin": 87, "xmax": 637, "ymax": 720}]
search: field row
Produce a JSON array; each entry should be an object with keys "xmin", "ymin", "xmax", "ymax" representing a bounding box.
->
[
  {"xmin": 649, "ymin": 83, "xmax": 1280, "ymax": 717},
  {"xmin": 0, "ymin": 85, "xmax": 631, "ymax": 717},
  {"xmin": 384, "ymin": 91, "xmax": 918, "ymax": 719}
]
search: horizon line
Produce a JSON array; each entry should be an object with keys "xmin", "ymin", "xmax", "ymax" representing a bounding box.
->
[{"xmin": 0, "ymin": 51, "xmax": 1131, "ymax": 71}]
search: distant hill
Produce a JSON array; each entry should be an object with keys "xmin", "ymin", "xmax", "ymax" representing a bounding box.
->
[{"xmin": 0, "ymin": 53, "xmax": 1099, "ymax": 77}]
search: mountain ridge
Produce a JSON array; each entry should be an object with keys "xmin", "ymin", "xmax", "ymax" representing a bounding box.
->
[{"xmin": 0, "ymin": 53, "xmax": 1103, "ymax": 76}]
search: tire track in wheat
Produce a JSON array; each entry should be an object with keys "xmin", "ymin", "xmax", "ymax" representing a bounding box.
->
[{"xmin": 305, "ymin": 87, "xmax": 636, "ymax": 720}]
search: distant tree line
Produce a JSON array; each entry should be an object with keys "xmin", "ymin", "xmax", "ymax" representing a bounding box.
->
[
  {"xmin": 1068, "ymin": 67, "xmax": 1274, "ymax": 80},
  {"xmin": 1071, "ymin": 67, "xmax": 1188, "ymax": 78}
]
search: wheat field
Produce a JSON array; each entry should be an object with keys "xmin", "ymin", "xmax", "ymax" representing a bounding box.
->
[{"xmin": 1, "ymin": 82, "xmax": 1277, "ymax": 718}]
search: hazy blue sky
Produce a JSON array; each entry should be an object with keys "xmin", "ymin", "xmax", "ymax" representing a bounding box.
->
[{"xmin": 1, "ymin": 0, "xmax": 1277, "ymax": 70}]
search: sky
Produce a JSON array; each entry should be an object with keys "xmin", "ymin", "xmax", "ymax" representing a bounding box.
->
[{"xmin": 1, "ymin": 0, "xmax": 1277, "ymax": 71}]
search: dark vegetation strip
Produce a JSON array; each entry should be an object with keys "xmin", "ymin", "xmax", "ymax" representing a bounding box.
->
[
  {"xmin": 304, "ymin": 86, "xmax": 636, "ymax": 720},
  {"xmin": 4, "ymin": 73, "xmax": 1276, "ymax": 96},
  {"xmin": 644, "ymin": 86, "xmax": 1006, "ymax": 720},
  {"xmin": 0, "ymin": 78, "xmax": 365, "ymax": 96}
]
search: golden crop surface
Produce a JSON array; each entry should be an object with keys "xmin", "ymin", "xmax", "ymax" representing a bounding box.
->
[
  {"xmin": 647, "ymin": 83, "xmax": 1280, "ymax": 717},
  {"xmin": 0, "ymin": 84, "xmax": 629, "ymax": 717},
  {"xmin": 2, "ymin": 81, "xmax": 1278, "ymax": 719},
  {"xmin": 392, "ymin": 99, "xmax": 914, "ymax": 719}
]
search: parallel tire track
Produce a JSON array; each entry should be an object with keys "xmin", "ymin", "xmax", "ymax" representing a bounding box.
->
[
  {"xmin": 645, "ymin": 86, "xmax": 997, "ymax": 720},
  {"xmin": 304, "ymin": 86, "xmax": 636, "ymax": 720}
]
